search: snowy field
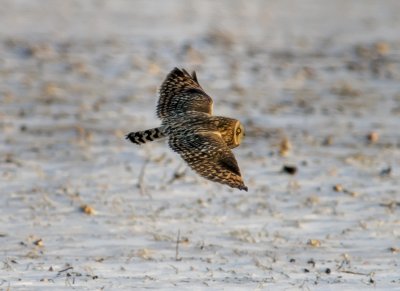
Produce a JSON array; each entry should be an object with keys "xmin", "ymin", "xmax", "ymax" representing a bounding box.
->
[{"xmin": 1, "ymin": 1, "xmax": 400, "ymax": 290}]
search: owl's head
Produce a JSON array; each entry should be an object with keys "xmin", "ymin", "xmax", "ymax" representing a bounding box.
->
[
  {"xmin": 232, "ymin": 121, "xmax": 245, "ymax": 147},
  {"xmin": 214, "ymin": 117, "xmax": 245, "ymax": 148}
]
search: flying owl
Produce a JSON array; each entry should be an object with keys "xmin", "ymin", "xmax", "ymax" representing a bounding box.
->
[{"xmin": 126, "ymin": 68, "xmax": 247, "ymax": 191}]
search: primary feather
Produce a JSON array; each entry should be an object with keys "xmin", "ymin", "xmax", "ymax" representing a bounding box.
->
[{"xmin": 157, "ymin": 67, "xmax": 213, "ymax": 119}]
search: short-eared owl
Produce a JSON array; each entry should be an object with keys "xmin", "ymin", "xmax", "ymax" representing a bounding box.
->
[{"xmin": 126, "ymin": 68, "xmax": 247, "ymax": 191}]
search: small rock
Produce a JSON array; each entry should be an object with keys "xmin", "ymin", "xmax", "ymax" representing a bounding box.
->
[
  {"xmin": 307, "ymin": 239, "xmax": 321, "ymax": 247},
  {"xmin": 282, "ymin": 165, "xmax": 297, "ymax": 175},
  {"xmin": 80, "ymin": 204, "xmax": 95, "ymax": 215},
  {"xmin": 333, "ymin": 184, "xmax": 344, "ymax": 192},
  {"xmin": 322, "ymin": 135, "xmax": 334, "ymax": 146},
  {"xmin": 380, "ymin": 167, "xmax": 392, "ymax": 177},
  {"xmin": 369, "ymin": 278, "xmax": 375, "ymax": 284},
  {"xmin": 279, "ymin": 138, "xmax": 292, "ymax": 157},
  {"xmin": 33, "ymin": 239, "xmax": 44, "ymax": 247},
  {"xmin": 367, "ymin": 131, "xmax": 379, "ymax": 143}
]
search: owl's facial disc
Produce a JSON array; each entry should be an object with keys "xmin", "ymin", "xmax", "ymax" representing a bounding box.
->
[{"xmin": 234, "ymin": 122, "xmax": 245, "ymax": 146}]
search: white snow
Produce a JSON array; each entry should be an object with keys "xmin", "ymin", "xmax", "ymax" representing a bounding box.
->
[{"xmin": 1, "ymin": 1, "xmax": 399, "ymax": 290}]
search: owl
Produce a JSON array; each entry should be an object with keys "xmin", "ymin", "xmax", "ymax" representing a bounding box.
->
[{"xmin": 126, "ymin": 68, "xmax": 247, "ymax": 191}]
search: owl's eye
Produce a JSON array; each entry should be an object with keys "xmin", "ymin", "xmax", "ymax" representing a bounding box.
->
[{"xmin": 236, "ymin": 128, "xmax": 242, "ymax": 135}]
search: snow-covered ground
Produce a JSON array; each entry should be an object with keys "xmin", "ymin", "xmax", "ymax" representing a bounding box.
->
[{"xmin": 1, "ymin": 1, "xmax": 399, "ymax": 290}]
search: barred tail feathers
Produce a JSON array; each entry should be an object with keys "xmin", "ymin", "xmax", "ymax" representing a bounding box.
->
[{"xmin": 126, "ymin": 127, "xmax": 165, "ymax": 145}]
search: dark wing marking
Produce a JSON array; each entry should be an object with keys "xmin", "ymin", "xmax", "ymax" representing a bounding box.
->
[
  {"xmin": 219, "ymin": 156, "xmax": 241, "ymax": 176},
  {"xmin": 168, "ymin": 131, "xmax": 247, "ymax": 191},
  {"xmin": 157, "ymin": 68, "xmax": 213, "ymax": 120}
]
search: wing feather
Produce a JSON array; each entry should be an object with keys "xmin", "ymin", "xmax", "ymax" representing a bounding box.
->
[
  {"xmin": 168, "ymin": 132, "xmax": 247, "ymax": 191},
  {"xmin": 157, "ymin": 68, "xmax": 213, "ymax": 120}
]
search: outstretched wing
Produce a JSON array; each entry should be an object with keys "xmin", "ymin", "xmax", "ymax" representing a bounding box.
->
[
  {"xmin": 157, "ymin": 68, "xmax": 213, "ymax": 120},
  {"xmin": 168, "ymin": 131, "xmax": 248, "ymax": 191}
]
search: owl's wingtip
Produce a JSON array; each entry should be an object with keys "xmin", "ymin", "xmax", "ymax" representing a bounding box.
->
[{"xmin": 240, "ymin": 185, "xmax": 248, "ymax": 192}]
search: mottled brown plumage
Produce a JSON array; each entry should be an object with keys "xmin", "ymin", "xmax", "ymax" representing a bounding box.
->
[
  {"xmin": 168, "ymin": 130, "xmax": 246, "ymax": 190},
  {"xmin": 126, "ymin": 67, "xmax": 247, "ymax": 191},
  {"xmin": 157, "ymin": 68, "xmax": 213, "ymax": 119}
]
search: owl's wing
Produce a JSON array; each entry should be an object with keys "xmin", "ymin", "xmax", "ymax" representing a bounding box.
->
[
  {"xmin": 168, "ymin": 131, "xmax": 248, "ymax": 191},
  {"xmin": 157, "ymin": 68, "xmax": 213, "ymax": 120}
]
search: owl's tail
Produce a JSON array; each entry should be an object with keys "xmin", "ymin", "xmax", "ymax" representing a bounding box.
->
[{"xmin": 126, "ymin": 127, "xmax": 166, "ymax": 145}]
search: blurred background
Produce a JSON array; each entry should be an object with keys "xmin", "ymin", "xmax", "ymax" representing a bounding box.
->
[{"xmin": 1, "ymin": 1, "xmax": 399, "ymax": 289}]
